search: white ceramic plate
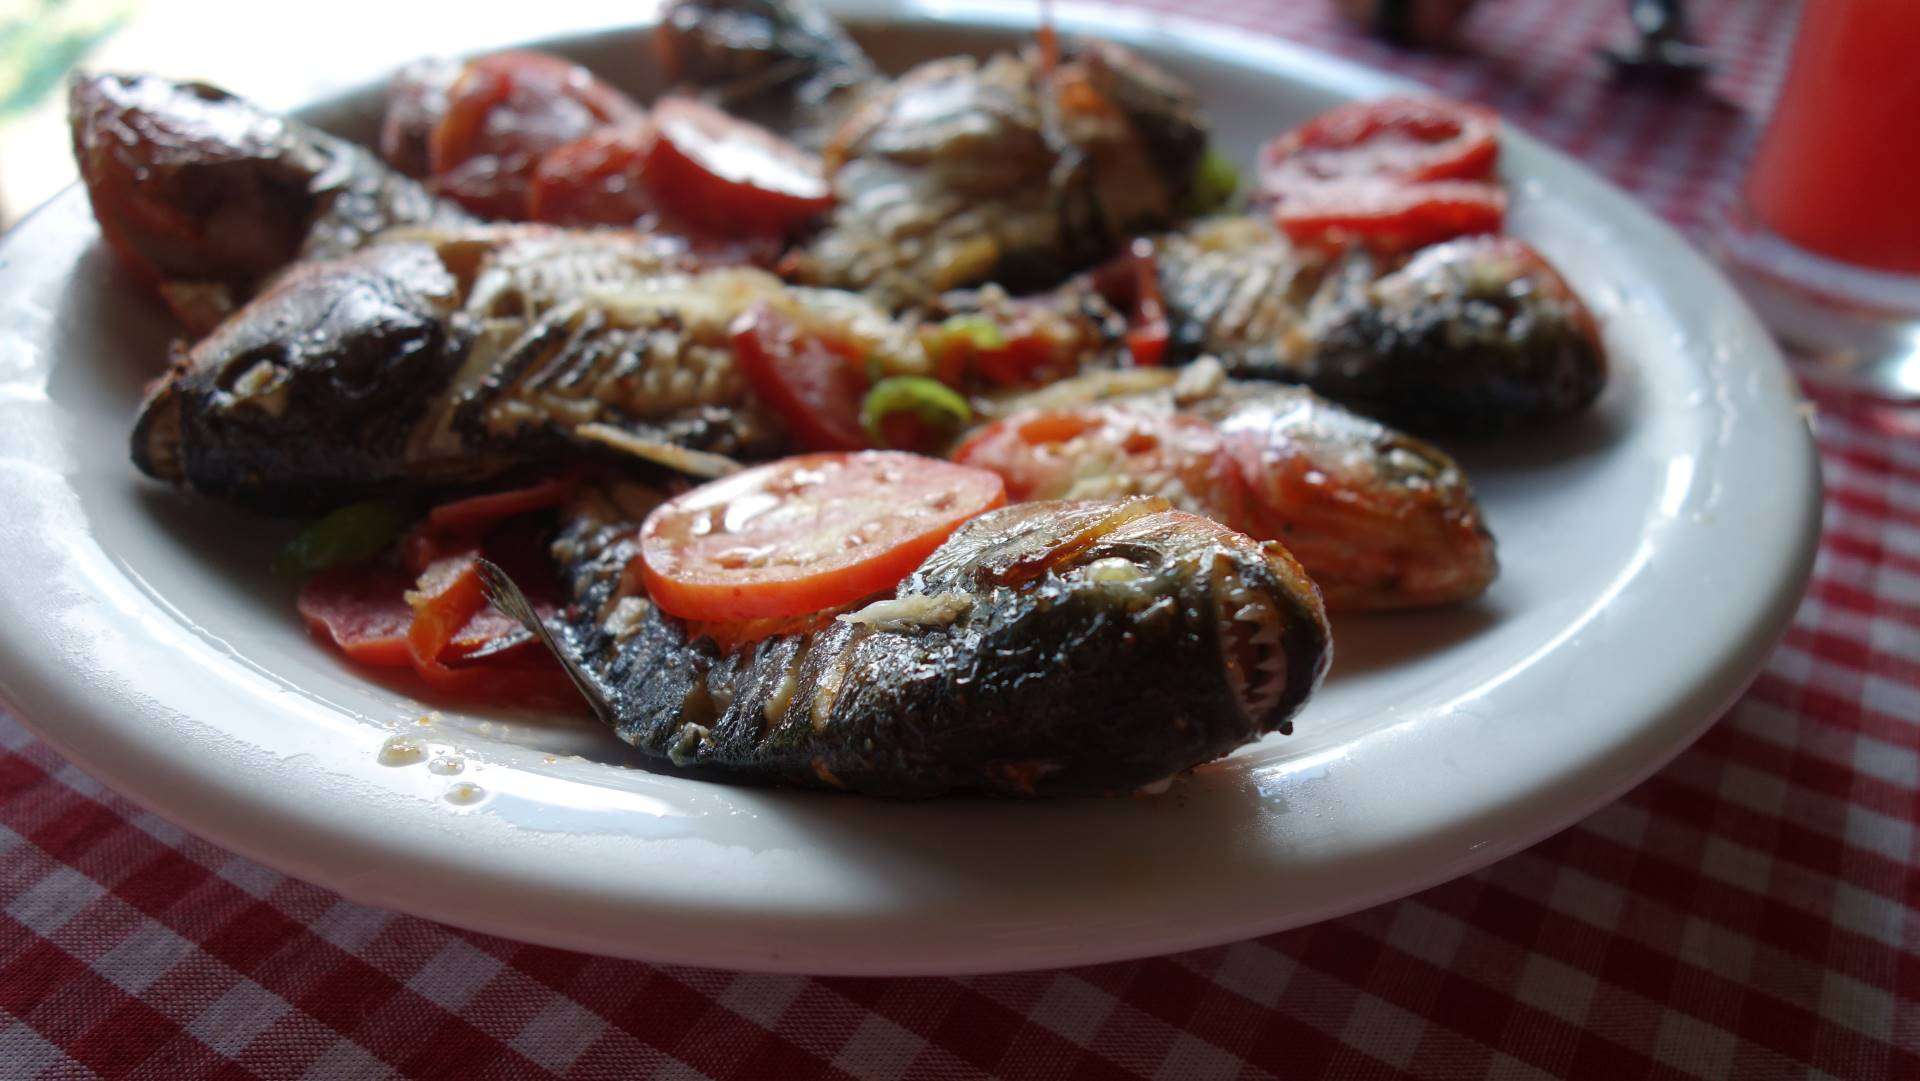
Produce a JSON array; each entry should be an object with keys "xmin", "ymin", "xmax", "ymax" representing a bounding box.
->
[{"xmin": 0, "ymin": 1, "xmax": 1820, "ymax": 975}]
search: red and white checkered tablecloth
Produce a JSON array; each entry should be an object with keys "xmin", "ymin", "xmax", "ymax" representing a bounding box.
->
[{"xmin": 7, "ymin": 1, "xmax": 1916, "ymax": 1077}]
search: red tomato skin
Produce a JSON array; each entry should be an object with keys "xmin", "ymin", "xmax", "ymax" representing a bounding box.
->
[
  {"xmin": 528, "ymin": 122, "xmax": 660, "ymax": 226},
  {"xmin": 428, "ymin": 50, "xmax": 644, "ymax": 219},
  {"xmin": 636, "ymin": 452, "xmax": 1007, "ymax": 623},
  {"xmin": 1274, "ymin": 180, "xmax": 1506, "ymax": 253},
  {"xmin": 730, "ymin": 303, "xmax": 870, "ymax": 452},
  {"xmin": 643, "ymin": 97, "xmax": 834, "ymax": 238},
  {"xmin": 1258, "ymin": 96, "xmax": 1499, "ymax": 202},
  {"xmin": 298, "ymin": 566, "xmax": 418, "ymax": 668}
]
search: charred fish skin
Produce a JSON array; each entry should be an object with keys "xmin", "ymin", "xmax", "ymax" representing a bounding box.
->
[
  {"xmin": 547, "ymin": 496, "xmax": 1330, "ymax": 798},
  {"xmin": 69, "ymin": 72, "xmax": 470, "ymax": 331},
  {"xmin": 132, "ymin": 226, "xmax": 930, "ymax": 513},
  {"xmin": 1147, "ymin": 218, "xmax": 1607, "ymax": 436},
  {"xmin": 1305, "ymin": 236, "xmax": 1607, "ymax": 436},
  {"xmin": 655, "ymin": 0, "xmax": 879, "ymax": 148},
  {"xmin": 131, "ymin": 243, "xmax": 482, "ymax": 515},
  {"xmin": 791, "ymin": 42, "xmax": 1209, "ymax": 309}
]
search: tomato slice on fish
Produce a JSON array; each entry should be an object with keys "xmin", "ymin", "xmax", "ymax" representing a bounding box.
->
[
  {"xmin": 428, "ymin": 50, "xmax": 644, "ymax": 219},
  {"xmin": 1257, "ymin": 96, "xmax": 1499, "ymax": 200},
  {"xmin": 731, "ymin": 303, "xmax": 871, "ymax": 452},
  {"xmin": 644, "ymin": 97, "xmax": 834, "ymax": 237},
  {"xmin": 1274, "ymin": 179, "xmax": 1505, "ymax": 253},
  {"xmin": 638, "ymin": 452, "xmax": 1007, "ymax": 622}
]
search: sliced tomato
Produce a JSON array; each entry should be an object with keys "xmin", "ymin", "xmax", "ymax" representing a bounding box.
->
[
  {"xmin": 638, "ymin": 452, "xmax": 1007, "ymax": 622},
  {"xmin": 1274, "ymin": 179, "xmax": 1506, "ymax": 253},
  {"xmin": 428, "ymin": 50, "xmax": 645, "ymax": 219},
  {"xmin": 731, "ymin": 303, "xmax": 870, "ymax": 451},
  {"xmin": 1257, "ymin": 96, "xmax": 1499, "ymax": 202},
  {"xmin": 529, "ymin": 122, "xmax": 660, "ymax": 226},
  {"xmin": 298, "ymin": 566, "xmax": 418, "ymax": 668},
  {"xmin": 644, "ymin": 97, "xmax": 834, "ymax": 237}
]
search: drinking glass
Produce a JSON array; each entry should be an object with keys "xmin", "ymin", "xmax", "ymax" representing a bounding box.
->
[{"xmin": 1717, "ymin": 0, "xmax": 1920, "ymax": 397}]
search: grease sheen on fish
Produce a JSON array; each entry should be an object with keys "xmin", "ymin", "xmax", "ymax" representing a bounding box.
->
[
  {"xmin": 528, "ymin": 492, "xmax": 1330, "ymax": 797},
  {"xmin": 69, "ymin": 72, "xmax": 471, "ymax": 332},
  {"xmin": 131, "ymin": 225, "xmax": 928, "ymax": 513},
  {"xmin": 1138, "ymin": 217, "xmax": 1607, "ymax": 435}
]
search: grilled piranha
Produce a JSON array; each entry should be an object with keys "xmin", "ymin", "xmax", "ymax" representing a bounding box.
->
[
  {"xmin": 70, "ymin": 72, "xmax": 470, "ymax": 332},
  {"xmin": 662, "ymin": 0, "xmax": 1211, "ymax": 308},
  {"xmin": 655, "ymin": 0, "xmax": 879, "ymax": 148},
  {"xmin": 1130, "ymin": 217, "xmax": 1606, "ymax": 435},
  {"xmin": 498, "ymin": 492, "xmax": 1330, "ymax": 797},
  {"xmin": 782, "ymin": 43, "xmax": 1207, "ymax": 308},
  {"xmin": 131, "ymin": 225, "xmax": 927, "ymax": 513},
  {"xmin": 960, "ymin": 363, "xmax": 1497, "ymax": 611}
]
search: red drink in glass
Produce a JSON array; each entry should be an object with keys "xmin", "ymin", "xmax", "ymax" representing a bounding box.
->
[
  {"xmin": 1720, "ymin": 1, "xmax": 1920, "ymax": 395},
  {"xmin": 1743, "ymin": 0, "xmax": 1920, "ymax": 275}
]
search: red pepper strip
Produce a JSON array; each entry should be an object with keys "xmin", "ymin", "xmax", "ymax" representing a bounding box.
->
[
  {"xmin": 427, "ymin": 474, "xmax": 577, "ymax": 532},
  {"xmin": 298, "ymin": 566, "xmax": 418, "ymax": 668},
  {"xmin": 300, "ymin": 553, "xmax": 581, "ymax": 707},
  {"xmin": 1125, "ymin": 239, "xmax": 1169, "ymax": 367},
  {"xmin": 406, "ymin": 551, "xmax": 490, "ymax": 674},
  {"xmin": 402, "ymin": 552, "xmax": 580, "ymax": 703},
  {"xmin": 405, "ymin": 474, "xmax": 577, "ymax": 573},
  {"xmin": 442, "ymin": 515, "xmax": 567, "ymax": 666}
]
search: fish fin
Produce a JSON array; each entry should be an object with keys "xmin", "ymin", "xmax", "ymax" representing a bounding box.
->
[{"xmin": 476, "ymin": 558, "xmax": 617, "ymax": 723}]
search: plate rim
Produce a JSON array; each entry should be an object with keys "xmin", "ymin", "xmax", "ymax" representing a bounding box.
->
[{"xmin": 0, "ymin": 0, "xmax": 1822, "ymax": 975}]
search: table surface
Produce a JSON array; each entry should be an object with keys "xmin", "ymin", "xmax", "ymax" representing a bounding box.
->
[{"xmin": 8, "ymin": 1, "xmax": 1917, "ymax": 1078}]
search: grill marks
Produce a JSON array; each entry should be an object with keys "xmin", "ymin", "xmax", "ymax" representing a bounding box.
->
[{"xmin": 530, "ymin": 494, "xmax": 1332, "ymax": 797}]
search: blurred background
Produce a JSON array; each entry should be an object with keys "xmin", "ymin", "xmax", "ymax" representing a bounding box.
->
[
  {"xmin": 0, "ymin": 0, "xmax": 669, "ymax": 225},
  {"xmin": 0, "ymin": 0, "xmax": 1775, "ymax": 228}
]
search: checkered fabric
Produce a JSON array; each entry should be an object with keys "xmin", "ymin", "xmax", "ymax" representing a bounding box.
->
[{"xmin": 5, "ymin": 1, "xmax": 1914, "ymax": 1077}]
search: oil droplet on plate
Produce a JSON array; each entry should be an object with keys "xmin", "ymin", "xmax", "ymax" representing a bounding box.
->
[
  {"xmin": 445, "ymin": 782, "xmax": 486, "ymax": 806},
  {"xmin": 427, "ymin": 755, "xmax": 465, "ymax": 776},
  {"xmin": 378, "ymin": 736, "xmax": 427, "ymax": 767}
]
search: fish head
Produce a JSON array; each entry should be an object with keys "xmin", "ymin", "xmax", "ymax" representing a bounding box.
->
[
  {"xmin": 131, "ymin": 242, "xmax": 479, "ymax": 513},
  {"xmin": 70, "ymin": 73, "xmax": 325, "ymax": 313},
  {"xmin": 907, "ymin": 496, "xmax": 1330, "ymax": 740},
  {"xmin": 1315, "ymin": 235, "xmax": 1608, "ymax": 433}
]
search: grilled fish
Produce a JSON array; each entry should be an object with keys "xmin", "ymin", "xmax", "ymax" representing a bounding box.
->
[
  {"xmin": 958, "ymin": 363, "xmax": 1497, "ymax": 611},
  {"xmin": 501, "ymin": 491, "xmax": 1330, "ymax": 797},
  {"xmin": 131, "ymin": 225, "xmax": 927, "ymax": 513},
  {"xmin": 655, "ymin": 0, "xmax": 879, "ymax": 149},
  {"xmin": 1133, "ymin": 217, "xmax": 1607, "ymax": 435},
  {"xmin": 754, "ymin": 27, "xmax": 1207, "ymax": 306},
  {"xmin": 663, "ymin": 0, "xmax": 1214, "ymax": 308},
  {"xmin": 70, "ymin": 72, "xmax": 471, "ymax": 332}
]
